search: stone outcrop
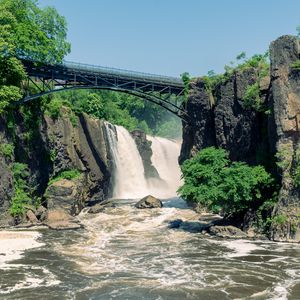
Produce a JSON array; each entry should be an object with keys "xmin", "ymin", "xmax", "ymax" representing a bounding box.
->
[
  {"xmin": 131, "ymin": 130, "xmax": 159, "ymax": 179},
  {"xmin": 135, "ymin": 195, "xmax": 162, "ymax": 209},
  {"xmin": 179, "ymin": 79, "xmax": 215, "ymax": 164},
  {"xmin": 208, "ymin": 225, "xmax": 247, "ymax": 238},
  {"xmin": 0, "ymin": 109, "xmax": 112, "ymax": 226},
  {"xmin": 268, "ymin": 35, "xmax": 300, "ymax": 242},
  {"xmin": 180, "ymin": 68, "xmax": 267, "ymax": 164},
  {"xmin": 214, "ymin": 68, "xmax": 263, "ymax": 162},
  {"xmin": 44, "ymin": 111, "xmax": 111, "ymax": 204}
]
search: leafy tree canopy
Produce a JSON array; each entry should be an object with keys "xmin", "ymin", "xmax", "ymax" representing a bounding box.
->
[
  {"xmin": 0, "ymin": 0, "xmax": 70, "ymax": 63},
  {"xmin": 0, "ymin": 0, "xmax": 71, "ymax": 113},
  {"xmin": 178, "ymin": 147, "xmax": 274, "ymax": 217}
]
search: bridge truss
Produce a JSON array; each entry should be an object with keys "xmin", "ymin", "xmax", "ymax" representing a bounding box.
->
[{"xmin": 20, "ymin": 60, "xmax": 187, "ymax": 120}]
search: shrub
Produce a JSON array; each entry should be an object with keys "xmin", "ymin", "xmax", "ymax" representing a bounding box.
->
[
  {"xmin": 10, "ymin": 163, "xmax": 31, "ymax": 217},
  {"xmin": 291, "ymin": 60, "xmax": 300, "ymax": 71},
  {"xmin": 0, "ymin": 143, "xmax": 14, "ymax": 159},
  {"xmin": 48, "ymin": 169, "xmax": 81, "ymax": 186},
  {"xmin": 178, "ymin": 147, "xmax": 274, "ymax": 217},
  {"xmin": 242, "ymin": 83, "xmax": 263, "ymax": 111}
]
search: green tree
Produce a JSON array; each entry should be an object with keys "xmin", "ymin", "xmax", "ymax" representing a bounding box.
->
[
  {"xmin": 0, "ymin": 0, "xmax": 71, "ymax": 114},
  {"xmin": 178, "ymin": 147, "xmax": 274, "ymax": 217}
]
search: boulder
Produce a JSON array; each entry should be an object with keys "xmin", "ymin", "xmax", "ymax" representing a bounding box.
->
[
  {"xmin": 46, "ymin": 209, "xmax": 82, "ymax": 230},
  {"xmin": 209, "ymin": 225, "xmax": 247, "ymax": 238},
  {"xmin": 88, "ymin": 200, "xmax": 116, "ymax": 214},
  {"xmin": 168, "ymin": 219, "xmax": 183, "ymax": 228},
  {"xmin": 35, "ymin": 206, "xmax": 47, "ymax": 219},
  {"xmin": 135, "ymin": 195, "xmax": 162, "ymax": 209},
  {"xmin": 26, "ymin": 210, "xmax": 38, "ymax": 224}
]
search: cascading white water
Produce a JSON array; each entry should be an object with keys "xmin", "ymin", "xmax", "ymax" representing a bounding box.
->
[
  {"xmin": 105, "ymin": 123, "xmax": 149, "ymax": 199},
  {"xmin": 147, "ymin": 136, "xmax": 182, "ymax": 198},
  {"xmin": 104, "ymin": 122, "xmax": 182, "ymax": 199}
]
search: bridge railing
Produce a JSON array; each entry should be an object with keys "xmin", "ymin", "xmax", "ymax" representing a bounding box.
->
[{"xmin": 63, "ymin": 60, "xmax": 183, "ymax": 86}]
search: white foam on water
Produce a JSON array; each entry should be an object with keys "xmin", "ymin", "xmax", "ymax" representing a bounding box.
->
[
  {"xmin": 215, "ymin": 239, "xmax": 264, "ymax": 258},
  {"xmin": 0, "ymin": 231, "xmax": 43, "ymax": 267},
  {"xmin": 0, "ymin": 266, "xmax": 61, "ymax": 295},
  {"xmin": 0, "ymin": 231, "xmax": 61, "ymax": 294},
  {"xmin": 268, "ymin": 269, "xmax": 300, "ymax": 300}
]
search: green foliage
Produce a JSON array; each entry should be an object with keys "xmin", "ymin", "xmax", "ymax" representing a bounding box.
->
[
  {"xmin": 0, "ymin": 0, "xmax": 70, "ymax": 115},
  {"xmin": 242, "ymin": 82, "xmax": 264, "ymax": 111},
  {"xmin": 43, "ymin": 88, "xmax": 182, "ymax": 138},
  {"xmin": 275, "ymin": 144, "xmax": 292, "ymax": 173},
  {"xmin": 0, "ymin": 0, "xmax": 70, "ymax": 63},
  {"xmin": 272, "ymin": 214, "xmax": 288, "ymax": 225},
  {"xmin": 0, "ymin": 142, "xmax": 14, "ymax": 159},
  {"xmin": 291, "ymin": 60, "xmax": 300, "ymax": 71},
  {"xmin": 202, "ymin": 52, "xmax": 269, "ymax": 94},
  {"xmin": 48, "ymin": 169, "xmax": 81, "ymax": 186},
  {"xmin": 10, "ymin": 162, "xmax": 31, "ymax": 217},
  {"xmin": 180, "ymin": 72, "xmax": 191, "ymax": 101},
  {"xmin": 178, "ymin": 147, "xmax": 274, "ymax": 217},
  {"xmin": 292, "ymin": 148, "xmax": 300, "ymax": 188}
]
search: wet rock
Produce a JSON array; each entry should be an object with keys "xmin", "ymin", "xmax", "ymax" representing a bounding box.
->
[
  {"xmin": 131, "ymin": 130, "xmax": 160, "ymax": 179},
  {"xmin": 179, "ymin": 221, "xmax": 209, "ymax": 233},
  {"xmin": 26, "ymin": 210, "xmax": 38, "ymax": 224},
  {"xmin": 88, "ymin": 200, "xmax": 116, "ymax": 214},
  {"xmin": 135, "ymin": 195, "xmax": 162, "ymax": 209},
  {"xmin": 35, "ymin": 206, "xmax": 47, "ymax": 219},
  {"xmin": 46, "ymin": 209, "xmax": 82, "ymax": 230},
  {"xmin": 168, "ymin": 219, "xmax": 183, "ymax": 228},
  {"xmin": 208, "ymin": 225, "xmax": 247, "ymax": 238}
]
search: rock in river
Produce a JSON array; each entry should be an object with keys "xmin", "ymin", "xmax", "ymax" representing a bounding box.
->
[{"xmin": 135, "ymin": 195, "xmax": 162, "ymax": 209}]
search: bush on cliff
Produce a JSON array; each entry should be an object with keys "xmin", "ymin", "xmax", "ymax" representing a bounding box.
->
[{"xmin": 178, "ymin": 147, "xmax": 274, "ymax": 218}]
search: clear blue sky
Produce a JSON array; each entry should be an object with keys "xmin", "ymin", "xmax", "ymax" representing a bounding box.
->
[{"xmin": 39, "ymin": 0, "xmax": 300, "ymax": 77}]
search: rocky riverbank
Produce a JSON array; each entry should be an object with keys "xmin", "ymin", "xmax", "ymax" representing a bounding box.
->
[{"xmin": 180, "ymin": 35, "xmax": 300, "ymax": 242}]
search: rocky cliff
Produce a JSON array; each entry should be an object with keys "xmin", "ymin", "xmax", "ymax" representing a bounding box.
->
[
  {"xmin": 180, "ymin": 35, "xmax": 300, "ymax": 242},
  {"xmin": 0, "ymin": 108, "xmax": 111, "ymax": 228},
  {"xmin": 268, "ymin": 36, "xmax": 300, "ymax": 242},
  {"xmin": 180, "ymin": 68, "xmax": 268, "ymax": 165}
]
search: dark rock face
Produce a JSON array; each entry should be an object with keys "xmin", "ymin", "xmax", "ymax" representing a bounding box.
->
[
  {"xmin": 0, "ymin": 110, "xmax": 112, "ymax": 225},
  {"xmin": 131, "ymin": 130, "xmax": 159, "ymax": 179},
  {"xmin": 214, "ymin": 68, "xmax": 261, "ymax": 162},
  {"xmin": 179, "ymin": 78, "xmax": 216, "ymax": 164},
  {"xmin": 268, "ymin": 35, "xmax": 300, "ymax": 242},
  {"xmin": 180, "ymin": 70, "xmax": 265, "ymax": 164},
  {"xmin": 135, "ymin": 195, "xmax": 162, "ymax": 209},
  {"xmin": 44, "ymin": 112, "xmax": 111, "ymax": 204}
]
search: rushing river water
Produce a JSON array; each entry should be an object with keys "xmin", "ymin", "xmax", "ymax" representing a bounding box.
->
[
  {"xmin": 1, "ymin": 198, "xmax": 300, "ymax": 300},
  {"xmin": 1, "ymin": 126, "xmax": 300, "ymax": 299}
]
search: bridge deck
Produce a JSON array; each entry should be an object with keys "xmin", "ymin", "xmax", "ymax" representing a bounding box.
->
[{"xmin": 22, "ymin": 59, "xmax": 184, "ymax": 94}]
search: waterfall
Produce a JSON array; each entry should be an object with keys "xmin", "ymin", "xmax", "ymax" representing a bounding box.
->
[
  {"xmin": 104, "ymin": 122, "xmax": 182, "ymax": 199},
  {"xmin": 147, "ymin": 136, "xmax": 182, "ymax": 198},
  {"xmin": 104, "ymin": 123, "xmax": 148, "ymax": 199}
]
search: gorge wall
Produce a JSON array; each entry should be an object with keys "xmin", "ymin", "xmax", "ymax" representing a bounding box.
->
[
  {"xmin": 180, "ymin": 35, "xmax": 300, "ymax": 242},
  {"xmin": 0, "ymin": 109, "xmax": 112, "ymax": 227}
]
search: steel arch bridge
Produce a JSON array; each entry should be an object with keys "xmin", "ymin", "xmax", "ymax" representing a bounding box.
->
[{"xmin": 19, "ymin": 59, "xmax": 187, "ymax": 120}]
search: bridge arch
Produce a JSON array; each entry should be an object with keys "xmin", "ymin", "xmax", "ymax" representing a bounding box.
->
[{"xmin": 19, "ymin": 59, "xmax": 188, "ymax": 121}]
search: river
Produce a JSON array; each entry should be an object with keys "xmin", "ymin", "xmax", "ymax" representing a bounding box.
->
[
  {"xmin": 1, "ymin": 126, "xmax": 300, "ymax": 299},
  {"xmin": 1, "ymin": 198, "xmax": 300, "ymax": 299}
]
